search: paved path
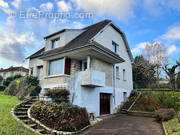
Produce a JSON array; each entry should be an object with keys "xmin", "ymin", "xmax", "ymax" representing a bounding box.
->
[{"xmin": 80, "ymin": 114, "xmax": 164, "ymax": 135}]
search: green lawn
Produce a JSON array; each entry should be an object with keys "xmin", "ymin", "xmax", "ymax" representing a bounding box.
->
[
  {"xmin": 163, "ymin": 117, "xmax": 180, "ymax": 135},
  {"xmin": 0, "ymin": 92, "xmax": 37, "ymax": 135}
]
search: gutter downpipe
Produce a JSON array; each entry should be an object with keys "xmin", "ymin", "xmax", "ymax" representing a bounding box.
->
[{"xmin": 113, "ymin": 64, "xmax": 116, "ymax": 105}]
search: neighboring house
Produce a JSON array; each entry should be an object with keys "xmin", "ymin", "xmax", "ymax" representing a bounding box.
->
[
  {"xmin": 28, "ymin": 20, "xmax": 133, "ymax": 116},
  {"xmin": 0, "ymin": 66, "xmax": 29, "ymax": 79}
]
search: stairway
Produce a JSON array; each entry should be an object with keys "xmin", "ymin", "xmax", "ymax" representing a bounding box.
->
[{"xmin": 14, "ymin": 97, "xmax": 52, "ymax": 135}]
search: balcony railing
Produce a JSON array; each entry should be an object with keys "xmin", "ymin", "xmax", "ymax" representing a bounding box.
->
[{"xmin": 81, "ymin": 69, "xmax": 105, "ymax": 87}]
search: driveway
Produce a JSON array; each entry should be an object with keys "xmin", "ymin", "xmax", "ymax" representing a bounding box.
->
[{"xmin": 80, "ymin": 114, "xmax": 164, "ymax": 135}]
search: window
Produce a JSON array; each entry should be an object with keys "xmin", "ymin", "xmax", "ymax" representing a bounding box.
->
[
  {"xmin": 37, "ymin": 66, "xmax": 43, "ymax": 79},
  {"xmin": 123, "ymin": 92, "xmax": 127, "ymax": 101},
  {"xmin": 116, "ymin": 66, "xmax": 120, "ymax": 79},
  {"xmin": 80, "ymin": 60, "xmax": 87, "ymax": 71},
  {"xmin": 30, "ymin": 68, "xmax": 33, "ymax": 75},
  {"xmin": 112, "ymin": 41, "xmax": 118, "ymax": 53},
  {"xmin": 3, "ymin": 72, "xmax": 6, "ymax": 78},
  {"xmin": 48, "ymin": 58, "xmax": 64, "ymax": 76},
  {"xmin": 51, "ymin": 38, "xmax": 60, "ymax": 49},
  {"xmin": 11, "ymin": 72, "xmax": 14, "ymax": 76},
  {"xmin": 123, "ymin": 69, "xmax": 126, "ymax": 81}
]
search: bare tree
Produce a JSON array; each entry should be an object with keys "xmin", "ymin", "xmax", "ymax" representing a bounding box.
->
[
  {"xmin": 162, "ymin": 61, "xmax": 180, "ymax": 91},
  {"xmin": 143, "ymin": 42, "xmax": 167, "ymax": 87}
]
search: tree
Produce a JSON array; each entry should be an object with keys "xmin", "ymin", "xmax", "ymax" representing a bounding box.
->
[
  {"xmin": 162, "ymin": 61, "xmax": 180, "ymax": 90},
  {"xmin": 143, "ymin": 42, "xmax": 167, "ymax": 87},
  {"xmin": 133, "ymin": 55, "xmax": 156, "ymax": 88},
  {"xmin": 176, "ymin": 72, "xmax": 180, "ymax": 89}
]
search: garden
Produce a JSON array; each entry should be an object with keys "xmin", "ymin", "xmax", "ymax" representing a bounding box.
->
[
  {"xmin": 0, "ymin": 91, "xmax": 38, "ymax": 135},
  {"xmin": 0, "ymin": 75, "xmax": 90, "ymax": 134},
  {"xmin": 128, "ymin": 91, "xmax": 180, "ymax": 135}
]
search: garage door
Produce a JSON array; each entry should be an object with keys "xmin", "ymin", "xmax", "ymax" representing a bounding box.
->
[{"xmin": 100, "ymin": 93, "xmax": 110, "ymax": 115}]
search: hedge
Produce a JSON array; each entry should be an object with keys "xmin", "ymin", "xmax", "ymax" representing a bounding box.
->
[{"xmin": 30, "ymin": 101, "xmax": 90, "ymax": 132}]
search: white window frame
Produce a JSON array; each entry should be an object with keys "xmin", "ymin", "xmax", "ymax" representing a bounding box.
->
[
  {"xmin": 123, "ymin": 69, "xmax": 126, "ymax": 81},
  {"xmin": 116, "ymin": 66, "xmax": 120, "ymax": 79},
  {"xmin": 51, "ymin": 37, "xmax": 60, "ymax": 49},
  {"xmin": 112, "ymin": 41, "xmax": 119, "ymax": 53},
  {"xmin": 47, "ymin": 58, "xmax": 65, "ymax": 77},
  {"xmin": 81, "ymin": 60, "xmax": 87, "ymax": 71}
]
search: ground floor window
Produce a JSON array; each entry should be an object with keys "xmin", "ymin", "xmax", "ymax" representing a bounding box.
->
[{"xmin": 48, "ymin": 58, "xmax": 64, "ymax": 76}]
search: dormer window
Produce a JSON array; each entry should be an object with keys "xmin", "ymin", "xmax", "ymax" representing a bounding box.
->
[
  {"xmin": 51, "ymin": 37, "xmax": 60, "ymax": 49},
  {"xmin": 112, "ymin": 41, "xmax": 118, "ymax": 53}
]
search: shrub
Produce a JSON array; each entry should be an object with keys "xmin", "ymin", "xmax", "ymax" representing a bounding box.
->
[
  {"xmin": 44, "ymin": 88, "xmax": 70, "ymax": 104},
  {"xmin": 0, "ymin": 86, "xmax": 6, "ymax": 91},
  {"xmin": 3, "ymin": 77, "xmax": 14, "ymax": 87},
  {"xmin": 4, "ymin": 75, "xmax": 41, "ymax": 99},
  {"xmin": 154, "ymin": 108, "xmax": 175, "ymax": 121},
  {"xmin": 2, "ymin": 75, "xmax": 22, "ymax": 87},
  {"xmin": 30, "ymin": 101, "xmax": 90, "ymax": 132}
]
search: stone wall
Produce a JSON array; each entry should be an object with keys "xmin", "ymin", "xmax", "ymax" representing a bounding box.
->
[
  {"xmin": 91, "ymin": 58, "xmax": 113, "ymax": 87},
  {"xmin": 70, "ymin": 59, "xmax": 80, "ymax": 75}
]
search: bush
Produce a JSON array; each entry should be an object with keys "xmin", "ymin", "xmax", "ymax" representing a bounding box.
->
[
  {"xmin": 154, "ymin": 108, "xmax": 175, "ymax": 121},
  {"xmin": 3, "ymin": 77, "xmax": 14, "ymax": 87},
  {"xmin": 4, "ymin": 75, "xmax": 41, "ymax": 99},
  {"xmin": 0, "ymin": 86, "xmax": 6, "ymax": 91},
  {"xmin": 3, "ymin": 75, "xmax": 22, "ymax": 87},
  {"xmin": 44, "ymin": 88, "xmax": 70, "ymax": 104},
  {"xmin": 30, "ymin": 101, "xmax": 90, "ymax": 132}
]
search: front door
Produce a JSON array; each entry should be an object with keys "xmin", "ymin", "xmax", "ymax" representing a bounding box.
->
[{"xmin": 100, "ymin": 93, "xmax": 110, "ymax": 115}]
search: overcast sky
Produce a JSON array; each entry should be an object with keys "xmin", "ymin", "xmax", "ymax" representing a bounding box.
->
[{"xmin": 0, "ymin": 0, "xmax": 180, "ymax": 68}]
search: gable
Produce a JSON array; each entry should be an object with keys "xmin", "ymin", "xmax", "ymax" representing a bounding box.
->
[{"xmin": 92, "ymin": 24, "xmax": 133, "ymax": 62}]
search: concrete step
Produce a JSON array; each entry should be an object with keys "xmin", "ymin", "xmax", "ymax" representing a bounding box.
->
[
  {"xmin": 36, "ymin": 129, "xmax": 47, "ymax": 134},
  {"xmin": 21, "ymin": 104, "xmax": 31, "ymax": 107},
  {"xmin": 15, "ymin": 111, "xmax": 27, "ymax": 115},
  {"xmin": 16, "ymin": 108, "xmax": 28, "ymax": 111},
  {"xmin": 22, "ymin": 119, "xmax": 34, "ymax": 125},
  {"xmin": 29, "ymin": 123, "xmax": 37, "ymax": 128},
  {"xmin": 17, "ymin": 115, "xmax": 28, "ymax": 120}
]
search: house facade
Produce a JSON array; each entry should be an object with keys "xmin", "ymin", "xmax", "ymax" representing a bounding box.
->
[
  {"xmin": 0, "ymin": 66, "xmax": 29, "ymax": 79},
  {"xmin": 28, "ymin": 20, "xmax": 133, "ymax": 116}
]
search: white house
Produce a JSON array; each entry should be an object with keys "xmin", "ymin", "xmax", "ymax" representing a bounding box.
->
[{"xmin": 28, "ymin": 20, "xmax": 133, "ymax": 116}]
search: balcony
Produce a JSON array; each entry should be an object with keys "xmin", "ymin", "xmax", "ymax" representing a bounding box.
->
[{"xmin": 81, "ymin": 69, "xmax": 105, "ymax": 87}]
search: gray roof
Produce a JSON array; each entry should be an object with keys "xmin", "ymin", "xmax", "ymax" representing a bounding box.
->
[{"xmin": 28, "ymin": 19, "xmax": 133, "ymax": 62}]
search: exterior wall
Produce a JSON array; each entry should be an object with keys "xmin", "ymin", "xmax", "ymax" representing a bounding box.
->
[
  {"xmin": 68, "ymin": 72, "xmax": 131, "ymax": 116},
  {"xmin": 29, "ymin": 58, "xmax": 44, "ymax": 78},
  {"xmin": 70, "ymin": 59, "xmax": 80, "ymax": 75},
  {"xmin": 91, "ymin": 58, "xmax": 113, "ymax": 87},
  {"xmin": 65, "ymin": 30, "xmax": 84, "ymax": 45},
  {"xmin": 45, "ymin": 30, "xmax": 84, "ymax": 51},
  {"xmin": 93, "ymin": 25, "xmax": 133, "ymax": 91},
  {"xmin": 45, "ymin": 32, "xmax": 66, "ymax": 51}
]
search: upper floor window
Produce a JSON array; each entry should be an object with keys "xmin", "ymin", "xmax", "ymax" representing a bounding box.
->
[
  {"xmin": 51, "ymin": 37, "xmax": 60, "ymax": 49},
  {"xmin": 116, "ymin": 66, "xmax": 120, "ymax": 79},
  {"xmin": 80, "ymin": 60, "xmax": 87, "ymax": 71},
  {"xmin": 112, "ymin": 41, "xmax": 118, "ymax": 53},
  {"xmin": 123, "ymin": 69, "xmax": 126, "ymax": 81},
  {"xmin": 48, "ymin": 58, "xmax": 64, "ymax": 76}
]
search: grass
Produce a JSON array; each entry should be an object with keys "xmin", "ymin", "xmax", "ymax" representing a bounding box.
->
[
  {"xmin": 163, "ymin": 116, "xmax": 180, "ymax": 135},
  {"xmin": 0, "ymin": 92, "xmax": 38, "ymax": 135}
]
